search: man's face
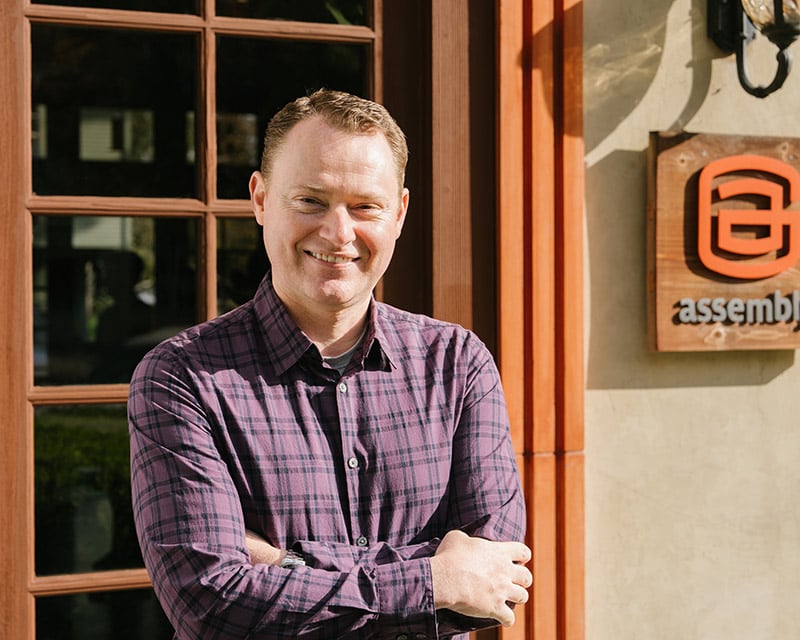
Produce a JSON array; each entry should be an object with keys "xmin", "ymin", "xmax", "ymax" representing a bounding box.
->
[{"xmin": 249, "ymin": 116, "xmax": 409, "ymax": 321}]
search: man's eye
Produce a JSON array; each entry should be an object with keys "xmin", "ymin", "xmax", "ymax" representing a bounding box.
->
[
  {"xmin": 298, "ymin": 197, "xmax": 322, "ymax": 207},
  {"xmin": 355, "ymin": 204, "xmax": 382, "ymax": 214}
]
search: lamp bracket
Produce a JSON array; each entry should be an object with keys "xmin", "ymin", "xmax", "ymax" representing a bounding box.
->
[{"xmin": 707, "ymin": 0, "xmax": 794, "ymax": 98}]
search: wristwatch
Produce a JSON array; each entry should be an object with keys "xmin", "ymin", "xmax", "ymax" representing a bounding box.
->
[{"xmin": 279, "ymin": 550, "xmax": 306, "ymax": 569}]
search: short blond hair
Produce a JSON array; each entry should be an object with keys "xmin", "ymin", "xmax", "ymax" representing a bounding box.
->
[{"xmin": 260, "ymin": 89, "xmax": 408, "ymax": 190}]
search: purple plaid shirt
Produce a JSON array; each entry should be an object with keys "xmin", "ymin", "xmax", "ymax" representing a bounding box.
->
[{"xmin": 129, "ymin": 274, "xmax": 525, "ymax": 640}]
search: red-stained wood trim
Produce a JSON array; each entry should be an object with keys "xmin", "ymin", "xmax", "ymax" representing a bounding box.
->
[
  {"xmin": 1, "ymin": 2, "xmax": 34, "ymax": 637},
  {"xmin": 557, "ymin": 0, "xmax": 585, "ymax": 455},
  {"xmin": 496, "ymin": 1, "xmax": 584, "ymax": 639},
  {"xmin": 529, "ymin": 0, "xmax": 557, "ymax": 457},
  {"xmin": 28, "ymin": 195, "xmax": 208, "ymax": 214},
  {"xmin": 497, "ymin": 0, "xmax": 527, "ymax": 458},
  {"xmin": 28, "ymin": 384, "xmax": 130, "ymax": 405},
  {"xmin": 430, "ymin": 0, "xmax": 473, "ymax": 329},
  {"xmin": 25, "ymin": 4, "xmax": 377, "ymax": 43},
  {"xmin": 201, "ymin": 0, "xmax": 215, "ymax": 205},
  {"xmin": 371, "ymin": 0, "xmax": 383, "ymax": 102},
  {"xmin": 554, "ymin": 2, "xmax": 585, "ymax": 637},
  {"xmin": 559, "ymin": 452, "xmax": 585, "ymax": 640},
  {"xmin": 209, "ymin": 16, "xmax": 375, "ymax": 43},
  {"xmin": 530, "ymin": 453, "xmax": 559, "ymax": 640},
  {"xmin": 30, "ymin": 569, "xmax": 152, "ymax": 596}
]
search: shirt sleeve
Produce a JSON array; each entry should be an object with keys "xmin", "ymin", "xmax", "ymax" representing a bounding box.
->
[
  {"xmin": 129, "ymin": 346, "xmax": 439, "ymax": 640},
  {"xmin": 447, "ymin": 336, "xmax": 526, "ymax": 540}
]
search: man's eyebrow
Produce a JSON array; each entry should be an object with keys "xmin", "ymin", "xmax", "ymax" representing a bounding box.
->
[
  {"xmin": 292, "ymin": 184, "xmax": 389, "ymax": 202},
  {"xmin": 291, "ymin": 184, "xmax": 326, "ymax": 194}
]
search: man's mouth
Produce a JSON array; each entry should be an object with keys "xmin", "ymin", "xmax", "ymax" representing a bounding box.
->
[{"xmin": 307, "ymin": 251, "xmax": 356, "ymax": 264}]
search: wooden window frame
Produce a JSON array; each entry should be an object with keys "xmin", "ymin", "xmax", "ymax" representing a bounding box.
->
[{"xmin": 2, "ymin": 1, "xmax": 383, "ymax": 636}]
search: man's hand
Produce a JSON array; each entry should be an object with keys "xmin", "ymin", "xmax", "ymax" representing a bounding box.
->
[
  {"xmin": 245, "ymin": 529, "xmax": 285, "ymax": 566},
  {"xmin": 429, "ymin": 530, "xmax": 532, "ymax": 627}
]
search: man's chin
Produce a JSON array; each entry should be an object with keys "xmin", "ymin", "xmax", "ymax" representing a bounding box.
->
[{"xmin": 312, "ymin": 281, "xmax": 372, "ymax": 310}]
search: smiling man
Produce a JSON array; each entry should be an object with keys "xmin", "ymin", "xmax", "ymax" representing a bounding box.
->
[{"xmin": 129, "ymin": 89, "xmax": 530, "ymax": 640}]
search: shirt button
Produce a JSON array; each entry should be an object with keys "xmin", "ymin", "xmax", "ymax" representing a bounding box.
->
[
  {"xmin": 356, "ymin": 536, "xmax": 368, "ymax": 547},
  {"xmin": 347, "ymin": 456, "xmax": 359, "ymax": 469},
  {"xmin": 338, "ymin": 381, "xmax": 348, "ymax": 393}
]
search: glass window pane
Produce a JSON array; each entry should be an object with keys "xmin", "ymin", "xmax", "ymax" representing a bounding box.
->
[
  {"xmin": 217, "ymin": 217, "xmax": 267, "ymax": 314},
  {"xmin": 35, "ymin": 404, "xmax": 139, "ymax": 576},
  {"xmin": 33, "ymin": 215, "xmax": 199, "ymax": 386},
  {"xmin": 33, "ymin": 0, "xmax": 197, "ymax": 12},
  {"xmin": 36, "ymin": 589, "xmax": 173, "ymax": 640},
  {"xmin": 216, "ymin": 36, "xmax": 368, "ymax": 199},
  {"xmin": 215, "ymin": 0, "xmax": 367, "ymax": 25},
  {"xmin": 32, "ymin": 25, "xmax": 198, "ymax": 197}
]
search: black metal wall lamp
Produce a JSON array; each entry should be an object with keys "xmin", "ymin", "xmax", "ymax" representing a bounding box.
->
[{"xmin": 708, "ymin": 0, "xmax": 800, "ymax": 97}]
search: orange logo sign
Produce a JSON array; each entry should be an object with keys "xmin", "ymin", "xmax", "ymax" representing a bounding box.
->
[{"xmin": 698, "ymin": 154, "xmax": 800, "ymax": 279}]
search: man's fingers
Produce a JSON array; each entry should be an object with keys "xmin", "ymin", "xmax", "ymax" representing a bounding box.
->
[
  {"xmin": 512, "ymin": 562, "xmax": 533, "ymax": 588},
  {"xmin": 509, "ymin": 583, "xmax": 530, "ymax": 605},
  {"xmin": 496, "ymin": 605, "xmax": 516, "ymax": 628},
  {"xmin": 508, "ymin": 541, "xmax": 532, "ymax": 564}
]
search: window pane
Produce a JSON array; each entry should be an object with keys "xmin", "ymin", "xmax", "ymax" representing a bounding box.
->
[
  {"xmin": 32, "ymin": 25, "xmax": 197, "ymax": 197},
  {"xmin": 216, "ymin": 36, "xmax": 368, "ymax": 199},
  {"xmin": 35, "ymin": 404, "xmax": 139, "ymax": 576},
  {"xmin": 36, "ymin": 589, "xmax": 173, "ymax": 640},
  {"xmin": 217, "ymin": 217, "xmax": 267, "ymax": 314},
  {"xmin": 216, "ymin": 0, "xmax": 367, "ymax": 25},
  {"xmin": 33, "ymin": 215, "xmax": 199, "ymax": 385},
  {"xmin": 33, "ymin": 0, "xmax": 197, "ymax": 12}
]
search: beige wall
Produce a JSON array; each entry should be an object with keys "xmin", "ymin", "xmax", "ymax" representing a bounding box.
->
[{"xmin": 584, "ymin": 0, "xmax": 800, "ymax": 637}]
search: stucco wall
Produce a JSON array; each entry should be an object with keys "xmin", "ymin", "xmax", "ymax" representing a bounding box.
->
[{"xmin": 584, "ymin": 1, "xmax": 800, "ymax": 638}]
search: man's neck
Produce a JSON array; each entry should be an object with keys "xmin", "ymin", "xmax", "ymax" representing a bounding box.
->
[
  {"xmin": 314, "ymin": 316, "xmax": 368, "ymax": 358},
  {"xmin": 287, "ymin": 302, "xmax": 369, "ymax": 358}
]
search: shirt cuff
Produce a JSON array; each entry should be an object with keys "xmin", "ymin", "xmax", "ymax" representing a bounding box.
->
[{"xmin": 375, "ymin": 557, "xmax": 438, "ymax": 640}]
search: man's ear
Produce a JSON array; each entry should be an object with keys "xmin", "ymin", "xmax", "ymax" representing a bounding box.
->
[
  {"xmin": 395, "ymin": 188, "xmax": 410, "ymax": 238},
  {"xmin": 249, "ymin": 171, "xmax": 266, "ymax": 226}
]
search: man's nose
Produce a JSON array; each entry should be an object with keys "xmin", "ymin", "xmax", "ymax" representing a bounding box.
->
[{"xmin": 319, "ymin": 205, "xmax": 356, "ymax": 245}]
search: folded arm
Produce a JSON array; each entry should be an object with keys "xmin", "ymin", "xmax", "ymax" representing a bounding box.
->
[{"xmin": 129, "ymin": 336, "xmax": 528, "ymax": 639}]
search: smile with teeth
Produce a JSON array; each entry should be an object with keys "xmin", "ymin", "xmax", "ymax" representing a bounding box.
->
[{"xmin": 308, "ymin": 250, "xmax": 356, "ymax": 264}]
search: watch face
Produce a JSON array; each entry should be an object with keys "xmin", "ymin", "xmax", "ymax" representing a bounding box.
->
[{"xmin": 280, "ymin": 551, "xmax": 306, "ymax": 569}]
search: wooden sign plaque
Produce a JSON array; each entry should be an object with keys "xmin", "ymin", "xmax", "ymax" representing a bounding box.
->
[{"xmin": 648, "ymin": 131, "xmax": 800, "ymax": 351}]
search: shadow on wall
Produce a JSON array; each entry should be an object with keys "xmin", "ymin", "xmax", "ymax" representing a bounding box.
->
[
  {"xmin": 584, "ymin": 0, "xmax": 724, "ymax": 152},
  {"xmin": 584, "ymin": 0, "xmax": 795, "ymax": 389}
]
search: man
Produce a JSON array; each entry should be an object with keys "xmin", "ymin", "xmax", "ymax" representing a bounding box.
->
[{"xmin": 129, "ymin": 89, "xmax": 531, "ymax": 639}]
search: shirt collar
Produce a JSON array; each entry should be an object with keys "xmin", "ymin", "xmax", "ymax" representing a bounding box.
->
[{"xmin": 253, "ymin": 272, "xmax": 395, "ymax": 377}]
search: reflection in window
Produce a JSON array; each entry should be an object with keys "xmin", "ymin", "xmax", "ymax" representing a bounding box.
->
[
  {"xmin": 217, "ymin": 113, "xmax": 259, "ymax": 167},
  {"xmin": 32, "ymin": 25, "xmax": 197, "ymax": 197},
  {"xmin": 216, "ymin": 36, "xmax": 368, "ymax": 199},
  {"xmin": 37, "ymin": 589, "xmax": 173, "ymax": 640},
  {"xmin": 35, "ymin": 404, "xmax": 139, "ymax": 576},
  {"xmin": 215, "ymin": 0, "xmax": 367, "ymax": 25},
  {"xmin": 33, "ymin": 215, "xmax": 199, "ymax": 385},
  {"xmin": 32, "ymin": 104, "xmax": 48, "ymax": 159},
  {"xmin": 79, "ymin": 108, "xmax": 154, "ymax": 163},
  {"xmin": 217, "ymin": 217, "xmax": 267, "ymax": 314}
]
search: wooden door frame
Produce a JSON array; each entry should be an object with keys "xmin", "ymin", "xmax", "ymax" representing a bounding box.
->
[{"xmin": 496, "ymin": 1, "xmax": 584, "ymax": 639}]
